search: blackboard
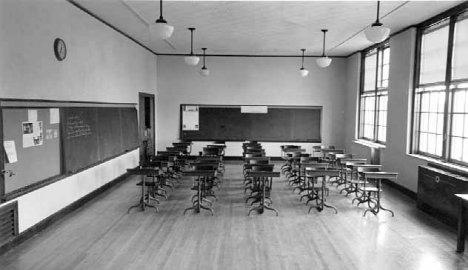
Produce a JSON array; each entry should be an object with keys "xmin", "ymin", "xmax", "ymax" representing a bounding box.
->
[
  {"xmin": 61, "ymin": 107, "xmax": 139, "ymax": 174},
  {"xmin": 3, "ymin": 108, "xmax": 61, "ymax": 193},
  {"xmin": 180, "ymin": 105, "xmax": 322, "ymax": 142}
]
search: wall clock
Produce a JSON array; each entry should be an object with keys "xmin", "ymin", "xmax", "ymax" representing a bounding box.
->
[{"xmin": 53, "ymin": 38, "xmax": 67, "ymax": 61}]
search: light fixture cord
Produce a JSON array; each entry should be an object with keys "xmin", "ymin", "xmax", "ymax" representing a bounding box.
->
[
  {"xmin": 322, "ymin": 31, "xmax": 326, "ymax": 57},
  {"xmin": 376, "ymin": 1, "xmax": 381, "ymax": 23},
  {"xmin": 159, "ymin": 0, "xmax": 163, "ymax": 19},
  {"xmin": 190, "ymin": 29, "xmax": 194, "ymax": 55},
  {"xmin": 301, "ymin": 50, "xmax": 305, "ymax": 68},
  {"xmin": 203, "ymin": 49, "xmax": 206, "ymax": 68}
]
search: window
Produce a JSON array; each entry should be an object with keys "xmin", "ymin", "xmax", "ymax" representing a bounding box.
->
[
  {"xmin": 359, "ymin": 44, "xmax": 390, "ymax": 143},
  {"xmin": 413, "ymin": 9, "xmax": 468, "ymax": 165}
]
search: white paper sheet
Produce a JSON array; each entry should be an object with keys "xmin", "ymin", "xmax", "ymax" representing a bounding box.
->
[
  {"xmin": 50, "ymin": 108, "xmax": 60, "ymax": 124},
  {"xmin": 182, "ymin": 106, "xmax": 199, "ymax": 130},
  {"xmin": 28, "ymin": 109, "xmax": 37, "ymax": 122},
  {"xmin": 3, "ymin": 140, "xmax": 18, "ymax": 163}
]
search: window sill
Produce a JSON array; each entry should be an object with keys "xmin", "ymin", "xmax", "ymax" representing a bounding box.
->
[
  {"xmin": 407, "ymin": 153, "xmax": 468, "ymax": 176},
  {"xmin": 353, "ymin": 140, "xmax": 386, "ymax": 149}
]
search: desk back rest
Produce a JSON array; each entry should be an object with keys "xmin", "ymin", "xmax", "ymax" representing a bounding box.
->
[
  {"xmin": 249, "ymin": 159, "xmax": 270, "ymax": 165},
  {"xmin": 345, "ymin": 160, "xmax": 368, "ymax": 166},
  {"xmin": 251, "ymin": 164, "xmax": 274, "ymax": 172},
  {"xmin": 306, "ymin": 169, "xmax": 340, "ymax": 177},
  {"xmin": 244, "ymin": 153, "xmax": 265, "ymax": 158},
  {"xmin": 305, "ymin": 163, "xmax": 329, "ymax": 170},
  {"xmin": 356, "ymin": 165, "xmax": 382, "ymax": 173},
  {"xmin": 301, "ymin": 156, "xmax": 320, "ymax": 163},
  {"xmin": 197, "ymin": 156, "xmax": 222, "ymax": 161},
  {"xmin": 203, "ymin": 147, "xmax": 221, "ymax": 156},
  {"xmin": 192, "ymin": 164, "xmax": 217, "ymax": 170},
  {"xmin": 333, "ymin": 153, "xmax": 354, "ymax": 160},
  {"xmin": 167, "ymin": 146, "xmax": 187, "ymax": 152}
]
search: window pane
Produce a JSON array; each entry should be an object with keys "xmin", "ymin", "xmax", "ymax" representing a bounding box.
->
[
  {"xmin": 420, "ymin": 133, "xmax": 428, "ymax": 152},
  {"xmin": 437, "ymin": 92, "xmax": 446, "ymax": 113},
  {"xmin": 451, "ymin": 136, "xmax": 463, "ymax": 160},
  {"xmin": 383, "ymin": 48, "xmax": 390, "ymax": 65},
  {"xmin": 451, "ymin": 114, "xmax": 464, "ymax": 136},
  {"xmin": 428, "ymin": 113, "xmax": 437, "ymax": 133},
  {"xmin": 420, "ymin": 113, "xmax": 429, "ymax": 132},
  {"xmin": 453, "ymin": 90, "xmax": 466, "ymax": 113},
  {"xmin": 382, "ymin": 64, "xmax": 389, "ymax": 81},
  {"xmin": 436, "ymin": 135, "xmax": 443, "ymax": 156},
  {"xmin": 364, "ymin": 54, "xmax": 377, "ymax": 91},
  {"xmin": 437, "ymin": 113, "xmax": 444, "ymax": 133},
  {"xmin": 378, "ymin": 127, "xmax": 386, "ymax": 142},
  {"xmin": 427, "ymin": 134, "xmax": 437, "ymax": 154},
  {"xmin": 453, "ymin": 13, "xmax": 468, "ymax": 80},
  {"xmin": 463, "ymin": 139, "xmax": 468, "ymax": 162},
  {"xmin": 419, "ymin": 20, "xmax": 450, "ymax": 84},
  {"xmin": 429, "ymin": 92, "xmax": 439, "ymax": 112},
  {"xmin": 421, "ymin": 93, "xmax": 430, "ymax": 112}
]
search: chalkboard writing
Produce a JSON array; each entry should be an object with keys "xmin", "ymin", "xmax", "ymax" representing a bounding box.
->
[
  {"xmin": 66, "ymin": 115, "xmax": 92, "ymax": 139},
  {"xmin": 62, "ymin": 107, "xmax": 139, "ymax": 174}
]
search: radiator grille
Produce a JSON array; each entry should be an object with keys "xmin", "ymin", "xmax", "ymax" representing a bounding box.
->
[{"xmin": 0, "ymin": 201, "xmax": 18, "ymax": 247}]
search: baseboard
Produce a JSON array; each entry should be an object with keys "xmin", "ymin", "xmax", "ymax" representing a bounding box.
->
[
  {"xmin": 382, "ymin": 178, "xmax": 417, "ymax": 200},
  {"xmin": 0, "ymin": 169, "xmax": 133, "ymax": 255}
]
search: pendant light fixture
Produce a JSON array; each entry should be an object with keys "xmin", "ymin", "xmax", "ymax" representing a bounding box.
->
[
  {"xmin": 299, "ymin": 49, "xmax": 309, "ymax": 77},
  {"xmin": 149, "ymin": 0, "xmax": 174, "ymax": 40},
  {"xmin": 199, "ymin": 48, "xmax": 210, "ymax": 76},
  {"xmin": 185, "ymin": 28, "xmax": 200, "ymax": 66},
  {"xmin": 364, "ymin": 0, "xmax": 390, "ymax": 43},
  {"xmin": 316, "ymin": 29, "xmax": 332, "ymax": 68}
]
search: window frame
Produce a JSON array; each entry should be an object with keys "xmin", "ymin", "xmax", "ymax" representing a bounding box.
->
[
  {"xmin": 411, "ymin": 5, "xmax": 468, "ymax": 166},
  {"xmin": 358, "ymin": 43, "xmax": 390, "ymax": 144}
]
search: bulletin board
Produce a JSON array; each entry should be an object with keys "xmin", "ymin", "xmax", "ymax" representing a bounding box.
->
[{"xmin": 2, "ymin": 108, "xmax": 61, "ymax": 193}]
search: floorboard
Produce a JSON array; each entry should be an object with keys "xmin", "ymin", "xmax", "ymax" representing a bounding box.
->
[{"xmin": 0, "ymin": 161, "xmax": 467, "ymax": 270}]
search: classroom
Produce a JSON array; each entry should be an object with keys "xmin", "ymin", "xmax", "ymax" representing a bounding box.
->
[{"xmin": 1, "ymin": 0, "xmax": 468, "ymax": 269}]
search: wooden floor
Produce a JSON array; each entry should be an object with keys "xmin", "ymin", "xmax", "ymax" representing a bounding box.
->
[{"xmin": 1, "ymin": 161, "xmax": 468, "ymax": 270}]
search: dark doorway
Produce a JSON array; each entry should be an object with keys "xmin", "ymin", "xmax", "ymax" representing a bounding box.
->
[{"xmin": 138, "ymin": 93, "xmax": 155, "ymax": 162}]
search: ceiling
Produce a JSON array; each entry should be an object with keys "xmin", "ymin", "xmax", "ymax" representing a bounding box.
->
[{"xmin": 73, "ymin": 0, "xmax": 465, "ymax": 57}]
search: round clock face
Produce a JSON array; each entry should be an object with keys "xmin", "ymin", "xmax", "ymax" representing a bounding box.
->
[{"xmin": 53, "ymin": 38, "xmax": 66, "ymax": 61}]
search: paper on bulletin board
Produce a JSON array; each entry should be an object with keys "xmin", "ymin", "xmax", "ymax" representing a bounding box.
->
[
  {"xmin": 182, "ymin": 106, "xmax": 199, "ymax": 130},
  {"xmin": 50, "ymin": 108, "xmax": 60, "ymax": 124},
  {"xmin": 3, "ymin": 140, "xmax": 18, "ymax": 163},
  {"xmin": 22, "ymin": 121, "xmax": 43, "ymax": 148},
  {"xmin": 28, "ymin": 109, "xmax": 37, "ymax": 122}
]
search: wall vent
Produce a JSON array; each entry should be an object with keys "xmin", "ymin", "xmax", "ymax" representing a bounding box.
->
[{"xmin": 0, "ymin": 201, "xmax": 18, "ymax": 248}]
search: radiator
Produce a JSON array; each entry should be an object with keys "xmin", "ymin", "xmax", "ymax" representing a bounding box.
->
[
  {"xmin": 0, "ymin": 201, "xmax": 18, "ymax": 249},
  {"xmin": 417, "ymin": 165, "xmax": 468, "ymax": 228}
]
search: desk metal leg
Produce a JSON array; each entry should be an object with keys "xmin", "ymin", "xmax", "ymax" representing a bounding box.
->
[
  {"xmin": 184, "ymin": 177, "xmax": 214, "ymax": 216},
  {"xmin": 457, "ymin": 198, "xmax": 466, "ymax": 253},
  {"xmin": 363, "ymin": 189, "xmax": 394, "ymax": 217},
  {"xmin": 128, "ymin": 180, "xmax": 158, "ymax": 213},
  {"xmin": 309, "ymin": 178, "xmax": 337, "ymax": 214}
]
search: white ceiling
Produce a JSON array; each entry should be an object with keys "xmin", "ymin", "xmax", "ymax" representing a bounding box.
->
[{"xmin": 73, "ymin": 0, "xmax": 465, "ymax": 56}]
